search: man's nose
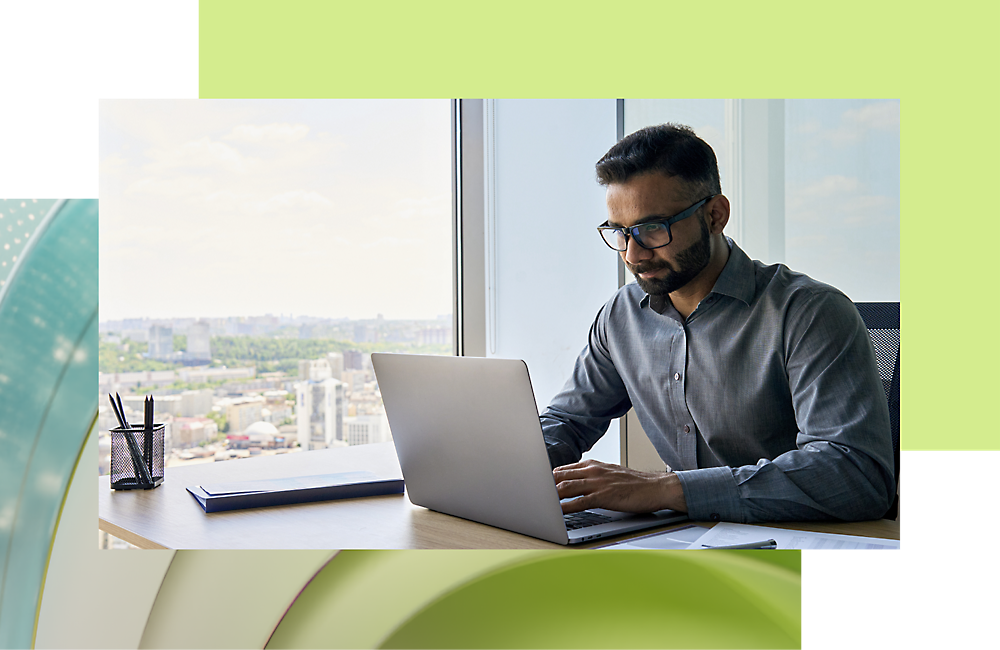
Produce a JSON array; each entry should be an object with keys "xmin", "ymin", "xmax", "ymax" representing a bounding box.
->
[{"xmin": 623, "ymin": 235, "xmax": 652, "ymax": 264}]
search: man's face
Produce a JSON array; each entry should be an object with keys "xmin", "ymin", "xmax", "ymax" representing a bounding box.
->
[{"xmin": 605, "ymin": 172, "xmax": 713, "ymax": 296}]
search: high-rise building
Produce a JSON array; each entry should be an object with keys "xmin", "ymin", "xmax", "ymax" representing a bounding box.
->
[
  {"xmin": 226, "ymin": 397, "xmax": 263, "ymax": 435},
  {"xmin": 148, "ymin": 325, "xmax": 173, "ymax": 359},
  {"xmin": 296, "ymin": 378, "xmax": 344, "ymax": 450},
  {"xmin": 298, "ymin": 358, "xmax": 332, "ymax": 381},
  {"xmin": 327, "ymin": 352, "xmax": 344, "ymax": 379},
  {"xmin": 343, "ymin": 349, "xmax": 364, "ymax": 370},
  {"xmin": 343, "ymin": 411, "xmax": 391, "ymax": 446},
  {"xmin": 186, "ymin": 319, "xmax": 211, "ymax": 362}
]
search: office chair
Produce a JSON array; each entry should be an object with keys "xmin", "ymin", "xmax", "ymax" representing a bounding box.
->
[{"xmin": 854, "ymin": 302, "xmax": 900, "ymax": 521}]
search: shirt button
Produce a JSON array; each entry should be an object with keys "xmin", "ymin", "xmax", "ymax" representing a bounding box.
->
[
  {"xmin": 710, "ymin": 513, "xmax": 721, "ymax": 522},
  {"xmin": 674, "ymin": 372, "xmax": 681, "ymax": 381},
  {"xmin": 683, "ymin": 425, "xmax": 690, "ymax": 433}
]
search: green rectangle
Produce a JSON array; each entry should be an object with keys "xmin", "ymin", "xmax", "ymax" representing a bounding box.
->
[{"xmin": 199, "ymin": 0, "xmax": 1000, "ymax": 451}]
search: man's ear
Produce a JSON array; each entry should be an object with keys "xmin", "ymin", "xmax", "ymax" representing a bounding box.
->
[{"xmin": 706, "ymin": 195, "xmax": 730, "ymax": 234}]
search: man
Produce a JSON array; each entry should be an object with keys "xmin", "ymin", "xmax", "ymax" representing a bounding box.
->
[{"xmin": 541, "ymin": 124, "xmax": 895, "ymax": 523}]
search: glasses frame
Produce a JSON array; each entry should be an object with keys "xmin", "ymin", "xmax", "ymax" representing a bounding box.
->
[{"xmin": 597, "ymin": 195, "xmax": 716, "ymax": 252}]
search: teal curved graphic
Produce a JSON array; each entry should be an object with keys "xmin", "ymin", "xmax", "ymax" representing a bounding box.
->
[
  {"xmin": 0, "ymin": 199, "xmax": 98, "ymax": 648},
  {"xmin": 268, "ymin": 549, "xmax": 799, "ymax": 649}
]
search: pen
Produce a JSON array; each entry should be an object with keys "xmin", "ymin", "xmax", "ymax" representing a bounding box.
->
[
  {"xmin": 144, "ymin": 395, "xmax": 153, "ymax": 480},
  {"xmin": 702, "ymin": 539, "xmax": 778, "ymax": 550},
  {"xmin": 116, "ymin": 392, "xmax": 130, "ymax": 428},
  {"xmin": 109, "ymin": 394, "xmax": 127, "ymax": 429},
  {"xmin": 123, "ymin": 425, "xmax": 153, "ymax": 487}
]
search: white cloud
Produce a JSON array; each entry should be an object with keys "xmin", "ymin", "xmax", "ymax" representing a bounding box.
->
[
  {"xmin": 256, "ymin": 190, "xmax": 334, "ymax": 213},
  {"xmin": 787, "ymin": 175, "xmax": 897, "ymax": 227},
  {"xmin": 124, "ymin": 174, "xmax": 214, "ymax": 196},
  {"xmin": 393, "ymin": 194, "xmax": 449, "ymax": 220},
  {"xmin": 793, "ymin": 175, "xmax": 862, "ymax": 200},
  {"xmin": 146, "ymin": 137, "xmax": 254, "ymax": 173},
  {"xmin": 844, "ymin": 101, "xmax": 899, "ymax": 131},
  {"xmin": 226, "ymin": 123, "xmax": 310, "ymax": 144}
]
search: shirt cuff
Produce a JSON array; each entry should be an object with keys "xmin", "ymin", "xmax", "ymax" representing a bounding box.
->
[
  {"xmin": 543, "ymin": 436, "xmax": 581, "ymax": 469},
  {"xmin": 674, "ymin": 467, "xmax": 745, "ymax": 523}
]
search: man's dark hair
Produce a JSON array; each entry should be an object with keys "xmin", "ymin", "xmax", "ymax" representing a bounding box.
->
[{"xmin": 595, "ymin": 124, "xmax": 721, "ymax": 200}]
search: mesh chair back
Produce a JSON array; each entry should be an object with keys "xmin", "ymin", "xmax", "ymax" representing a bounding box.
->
[{"xmin": 854, "ymin": 302, "xmax": 900, "ymax": 520}]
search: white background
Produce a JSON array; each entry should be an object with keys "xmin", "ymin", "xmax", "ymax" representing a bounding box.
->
[{"xmin": 1, "ymin": 2, "xmax": 994, "ymax": 649}]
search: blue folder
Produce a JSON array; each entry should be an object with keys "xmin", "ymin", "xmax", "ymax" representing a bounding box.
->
[{"xmin": 186, "ymin": 471, "xmax": 404, "ymax": 513}]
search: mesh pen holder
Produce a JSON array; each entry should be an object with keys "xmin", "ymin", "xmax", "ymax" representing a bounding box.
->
[{"xmin": 110, "ymin": 425, "xmax": 164, "ymax": 489}]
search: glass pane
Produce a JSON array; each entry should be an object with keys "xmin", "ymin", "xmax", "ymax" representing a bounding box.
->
[
  {"xmin": 785, "ymin": 99, "xmax": 900, "ymax": 301},
  {"xmin": 99, "ymin": 100, "xmax": 451, "ymax": 469}
]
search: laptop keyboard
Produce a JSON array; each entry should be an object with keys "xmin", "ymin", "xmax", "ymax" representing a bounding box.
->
[{"xmin": 563, "ymin": 511, "xmax": 615, "ymax": 531}]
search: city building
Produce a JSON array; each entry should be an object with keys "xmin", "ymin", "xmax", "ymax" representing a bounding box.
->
[
  {"xmin": 343, "ymin": 349, "xmax": 364, "ymax": 370},
  {"xmin": 343, "ymin": 412, "xmax": 391, "ymax": 446},
  {"xmin": 226, "ymin": 396, "xmax": 264, "ymax": 435},
  {"xmin": 148, "ymin": 324, "xmax": 173, "ymax": 359},
  {"xmin": 180, "ymin": 389, "xmax": 214, "ymax": 417},
  {"xmin": 186, "ymin": 319, "xmax": 211, "ymax": 363},
  {"xmin": 298, "ymin": 358, "xmax": 332, "ymax": 381},
  {"xmin": 172, "ymin": 417, "xmax": 219, "ymax": 448},
  {"xmin": 296, "ymin": 378, "xmax": 344, "ymax": 450},
  {"xmin": 327, "ymin": 352, "xmax": 344, "ymax": 379},
  {"xmin": 416, "ymin": 326, "xmax": 452, "ymax": 346}
]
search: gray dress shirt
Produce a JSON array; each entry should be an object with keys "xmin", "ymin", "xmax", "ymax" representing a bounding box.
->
[{"xmin": 540, "ymin": 240, "xmax": 895, "ymax": 523}]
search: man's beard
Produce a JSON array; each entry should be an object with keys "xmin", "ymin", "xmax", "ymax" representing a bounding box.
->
[{"xmin": 628, "ymin": 215, "xmax": 712, "ymax": 296}]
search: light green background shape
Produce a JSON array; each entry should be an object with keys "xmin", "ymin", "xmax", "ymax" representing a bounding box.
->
[
  {"xmin": 0, "ymin": 199, "xmax": 98, "ymax": 648},
  {"xmin": 266, "ymin": 550, "xmax": 800, "ymax": 649},
  {"xmin": 199, "ymin": 0, "xmax": 1000, "ymax": 451}
]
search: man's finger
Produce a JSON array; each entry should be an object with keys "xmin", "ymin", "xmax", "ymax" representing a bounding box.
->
[
  {"xmin": 560, "ymin": 495, "xmax": 592, "ymax": 514},
  {"xmin": 555, "ymin": 478, "xmax": 591, "ymax": 499},
  {"xmin": 553, "ymin": 462, "xmax": 611, "ymax": 481}
]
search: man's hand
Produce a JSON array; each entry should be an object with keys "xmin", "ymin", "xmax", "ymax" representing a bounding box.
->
[{"xmin": 553, "ymin": 459, "xmax": 688, "ymax": 514}]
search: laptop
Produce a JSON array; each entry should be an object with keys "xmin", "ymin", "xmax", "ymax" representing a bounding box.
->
[{"xmin": 371, "ymin": 353, "xmax": 687, "ymax": 545}]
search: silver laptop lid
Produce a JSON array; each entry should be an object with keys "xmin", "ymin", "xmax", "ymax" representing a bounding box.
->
[{"xmin": 372, "ymin": 353, "xmax": 569, "ymax": 545}]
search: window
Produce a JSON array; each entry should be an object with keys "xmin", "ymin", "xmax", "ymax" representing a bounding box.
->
[
  {"xmin": 98, "ymin": 100, "xmax": 452, "ymax": 470},
  {"xmin": 623, "ymin": 99, "xmax": 900, "ymax": 301}
]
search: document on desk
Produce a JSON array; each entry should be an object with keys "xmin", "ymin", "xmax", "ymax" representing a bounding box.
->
[
  {"xmin": 596, "ymin": 525, "xmax": 712, "ymax": 549},
  {"xmin": 690, "ymin": 523, "xmax": 900, "ymax": 550},
  {"xmin": 186, "ymin": 471, "xmax": 404, "ymax": 513}
]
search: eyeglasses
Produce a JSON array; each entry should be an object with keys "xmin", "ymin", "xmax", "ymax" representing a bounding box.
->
[{"xmin": 597, "ymin": 195, "xmax": 715, "ymax": 252}]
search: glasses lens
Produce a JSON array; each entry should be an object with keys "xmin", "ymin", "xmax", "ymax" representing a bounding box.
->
[
  {"xmin": 633, "ymin": 223, "xmax": 671, "ymax": 248},
  {"xmin": 600, "ymin": 228, "xmax": 628, "ymax": 251}
]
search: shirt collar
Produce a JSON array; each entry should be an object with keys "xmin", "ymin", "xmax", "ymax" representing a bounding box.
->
[
  {"xmin": 638, "ymin": 237, "xmax": 755, "ymax": 311},
  {"xmin": 708, "ymin": 238, "xmax": 755, "ymax": 306}
]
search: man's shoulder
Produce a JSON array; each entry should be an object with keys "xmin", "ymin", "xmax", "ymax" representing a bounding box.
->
[{"xmin": 756, "ymin": 261, "xmax": 861, "ymax": 325}]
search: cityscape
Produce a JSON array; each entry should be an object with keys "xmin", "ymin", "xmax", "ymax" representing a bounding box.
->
[{"xmin": 97, "ymin": 313, "xmax": 452, "ymax": 548}]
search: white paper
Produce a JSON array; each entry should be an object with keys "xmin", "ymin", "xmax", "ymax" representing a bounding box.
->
[
  {"xmin": 597, "ymin": 524, "xmax": 712, "ymax": 549},
  {"xmin": 690, "ymin": 523, "xmax": 900, "ymax": 550}
]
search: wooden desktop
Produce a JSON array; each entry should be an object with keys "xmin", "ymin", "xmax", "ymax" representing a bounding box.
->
[{"xmin": 98, "ymin": 441, "xmax": 900, "ymax": 549}]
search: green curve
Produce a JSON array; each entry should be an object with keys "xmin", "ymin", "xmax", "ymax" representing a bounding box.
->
[
  {"xmin": 266, "ymin": 549, "xmax": 799, "ymax": 649},
  {"xmin": 378, "ymin": 551, "xmax": 800, "ymax": 649},
  {"xmin": 0, "ymin": 199, "xmax": 98, "ymax": 648}
]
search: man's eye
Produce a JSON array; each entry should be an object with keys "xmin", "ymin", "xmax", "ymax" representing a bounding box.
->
[{"xmin": 641, "ymin": 224, "xmax": 662, "ymax": 233}]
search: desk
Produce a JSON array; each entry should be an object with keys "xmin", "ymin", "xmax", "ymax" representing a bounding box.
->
[{"xmin": 99, "ymin": 442, "xmax": 900, "ymax": 549}]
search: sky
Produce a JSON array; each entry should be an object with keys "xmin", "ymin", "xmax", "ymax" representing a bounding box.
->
[{"xmin": 99, "ymin": 99, "xmax": 452, "ymax": 322}]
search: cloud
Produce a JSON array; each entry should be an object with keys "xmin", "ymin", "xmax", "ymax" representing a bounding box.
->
[
  {"xmin": 806, "ymin": 101, "xmax": 900, "ymax": 146},
  {"xmin": 226, "ymin": 123, "xmax": 310, "ymax": 144},
  {"xmin": 793, "ymin": 175, "xmax": 862, "ymax": 200},
  {"xmin": 392, "ymin": 194, "xmax": 449, "ymax": 220},
  {"xmin": 145, "ymin": 137, "xmax": 255, "ymax": 174},
  {"xmin": 787, "ymin": 175, "xmax": 897, "ymax": 226},
  {"xmin": 844, "ymin": 102, "xmax": 899, "ymax": 131},
  {"xmin": 256, "ymin": 190, "xmax": 334, "ymax": 212}
]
